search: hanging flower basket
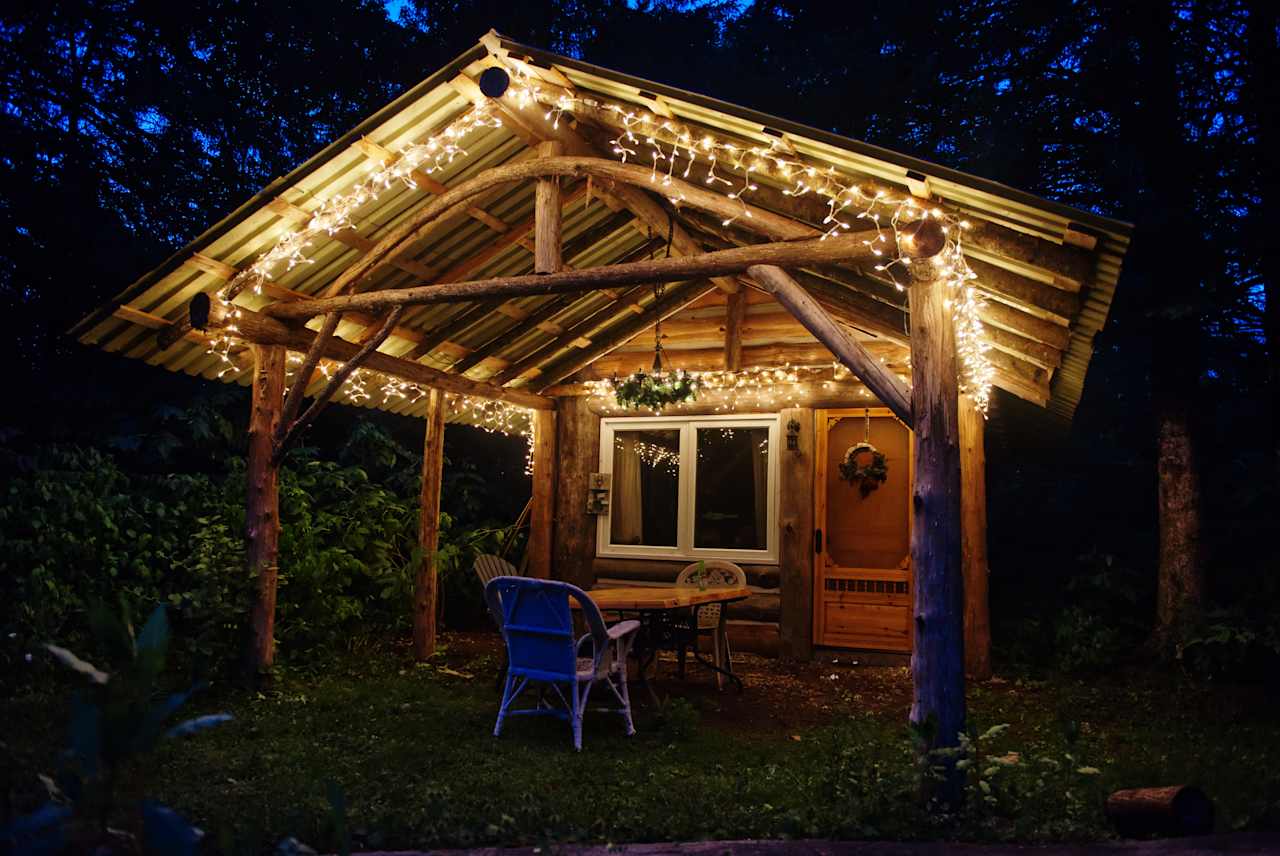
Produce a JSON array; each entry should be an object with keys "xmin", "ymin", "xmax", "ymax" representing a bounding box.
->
[
  {"xmin": 839, "ymin": 442, "xmax": 888, "ymax": 497},
  {"xmin": 613, "ymin": 368, "xmax": 700, "ymax": 410}
]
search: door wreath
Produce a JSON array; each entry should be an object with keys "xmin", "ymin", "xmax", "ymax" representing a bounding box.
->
[
  {"xmin": 839, "ymin": 442, "xmax": 888, "ymax": 496},
  {"xmin": 838, "ymin": 409, "xmax": 889, "ymax": 497}
]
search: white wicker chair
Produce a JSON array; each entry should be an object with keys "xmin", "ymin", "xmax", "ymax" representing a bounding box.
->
[{"xmin": 675, "ymin": 560, "xmax": 746, "ymax": 689}]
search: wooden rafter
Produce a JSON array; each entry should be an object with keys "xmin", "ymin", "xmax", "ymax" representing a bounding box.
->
[
  {"xmin": 258, "ymin": 232, "xmax": 891, "ymax": 321},
  {"xmin": 748, "ymin": 265, "xmax": 912, "ymax": 423},
  {"xmin": 532, "ymin": 280, "xmax": 720, "ymax": 391},
  {"xmin": 189, "ymin": 295, "xmax": 553, "ymax": 410}
]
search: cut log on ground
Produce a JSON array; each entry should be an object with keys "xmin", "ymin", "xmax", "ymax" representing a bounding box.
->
[{"xmin": 1106, "ymin": 786, "xmax": 1214, "ymax": 838}]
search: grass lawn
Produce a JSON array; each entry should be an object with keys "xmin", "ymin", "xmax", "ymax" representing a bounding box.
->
[{"xmin": 5, "ymin": 632, "xmax": 1279, "ymax": 852}]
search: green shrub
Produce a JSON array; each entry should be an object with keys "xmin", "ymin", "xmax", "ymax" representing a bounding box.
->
[{"xmin": 0, "ymin": 416, "xmax": 520, "ymax": 682}]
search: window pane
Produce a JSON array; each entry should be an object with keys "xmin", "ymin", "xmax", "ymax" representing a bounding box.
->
[
  {"xmin": 610, "ymin": 429, "xmax": 680, "ymax": 547},
  {"xmin": 694, "ymin": 426, "xmax": 769, "ymax": 550}
]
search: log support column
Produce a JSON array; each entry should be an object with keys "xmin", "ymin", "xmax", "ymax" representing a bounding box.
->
[
  {"xmin": 528, "ymin": 409, "xmax": 557, "ymax": 578},
  {"xmin": 724, "ymin": 289, "xmax": 745, "ymax": 370},
  {"xmin": 778, "ymin": 406, "xmax": 815, "ymax": 660},
  {"xmin": 415, "ymin": 388, "xmax": 446, "ymax": 660},
  {"xmin": 907, "ymin": 262, "xmax": 966, "ymax": 802},
  {"xmin": 535, "ymin": 141, "xmax": 564, "ymax": 274},
  {"xmin": 246, "ymin": 344, "xmax": 286, "ymax": 674},
  {"xmin": 959, "ymin": 393, "xmax": 992, "ymax": 680},
  {"xmin": 552, "ymin": 395, "xmax": 598, "ymax": 589}
]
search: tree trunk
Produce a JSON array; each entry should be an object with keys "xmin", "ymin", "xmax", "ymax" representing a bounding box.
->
[
  {"xmin": 246, "ymin": 344, "xmax": 285, "ymax": 675},
  {"xmin": 959, "ymin": 394, "xmax": 992, "ymax": 680},
  {"xmin": 1131, "ymin": 0, "xmax": 1206, "ymax": 648},
  {"xmin": 414, "ymin": 388, "xmax": 446, "ymax": 660},
  {"xmin": 1155, "ymin": 399, "xmax": 1203, "ymax": 635},
  {"xmin": 907, "ymin": 264, "xmax": 966, "ymax": 805}
]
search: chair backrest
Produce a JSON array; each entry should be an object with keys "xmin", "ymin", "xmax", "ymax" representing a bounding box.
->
[
  {"xmin": 474, "ymin": 554, "xmax": 518, "ymax": 587},
  {"xmin": 676, "ymin": 560, "xmax": 746, "ymax": 629},
  {"xmin": 483, "ymin": 577, "xmax": 608, "ymax": 683}
]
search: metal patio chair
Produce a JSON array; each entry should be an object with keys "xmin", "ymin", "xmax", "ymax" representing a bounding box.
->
[
  {"xmin": 484, "ymin": 576, "xmax": 639, "ymax": 750},
  {"xmin": 675, "ymin": 560, "xmax": 746, "ymax": 690}
]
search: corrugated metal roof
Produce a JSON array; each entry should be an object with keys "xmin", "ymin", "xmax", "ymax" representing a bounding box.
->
[{"xmin": 72, "ymin": 31, "xmax": 1131, "ymax": 425}]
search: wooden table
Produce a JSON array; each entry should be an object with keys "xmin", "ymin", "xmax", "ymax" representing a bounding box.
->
[
  {"xmin": 572, "ymin": 585, "xmax": 751, "ymax": 693},
  {"xmin": 571, "ymin": 585, "xmax": 752, "ymax": 612}
]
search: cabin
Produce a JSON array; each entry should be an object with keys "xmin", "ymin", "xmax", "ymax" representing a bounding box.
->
[{"xmin": 71, "ymin": 32, "xmax": 1132, "ymax": 689}]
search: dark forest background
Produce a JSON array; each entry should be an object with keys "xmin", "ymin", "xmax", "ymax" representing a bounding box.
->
[{"xmin": 1, "ymin": 0, "xmax": 1275, "ymax": 677}]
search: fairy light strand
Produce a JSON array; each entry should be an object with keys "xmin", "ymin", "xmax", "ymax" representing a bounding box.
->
[{"xmin": 505, "ymin": 67, "xmax": 993, "ymax": 414}]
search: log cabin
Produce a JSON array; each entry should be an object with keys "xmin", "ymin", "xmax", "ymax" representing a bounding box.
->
[{"xmin": 71, "ymin": 32, "xmax": 1132, "ymax": 739}]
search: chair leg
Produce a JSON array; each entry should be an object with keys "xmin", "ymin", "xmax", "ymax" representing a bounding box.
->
[
  {"xmin": 712, "ymin": 627, "xmax": 725, "ymax": 691},
  {"xmin": 494, "ymin": 672, "xmax": 516, "ymax": 737},
  {"xmin": 573, "ymin": 679, "xmax": 594, "ymax": 751},
  {"xmin": 676, "ymin": 642, "xmax": 687, "ymax": 679},
  {"xmin": 616, "ymin": 670, "xmax": 636, "ymax": 736}
]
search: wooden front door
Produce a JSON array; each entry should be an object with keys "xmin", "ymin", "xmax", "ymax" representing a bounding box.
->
[{"xmin": 813, "ymin": 408, "xmax": 913, "ymax": 651}]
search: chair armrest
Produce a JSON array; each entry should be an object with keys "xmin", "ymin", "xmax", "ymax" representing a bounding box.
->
[{"xmin": 607, "ymin": 619, "xmax": 641, "ymax": 640}]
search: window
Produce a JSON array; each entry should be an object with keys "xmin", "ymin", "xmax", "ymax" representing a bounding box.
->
[{"xmin": 598, "ymin": 415, "xmax": 779, "ymax": 562}]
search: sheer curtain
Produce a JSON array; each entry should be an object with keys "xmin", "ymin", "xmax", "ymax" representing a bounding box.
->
[
  {"xmin": 751, "ymin": 430, "xmax": 768, "ymax": 547},
  {"xmin": 611, "ymin": 435, "xmax": 643, "ymax": 544}
]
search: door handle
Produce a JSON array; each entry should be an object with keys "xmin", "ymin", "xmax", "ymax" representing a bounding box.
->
[{"xmin": 814, "ymin": 528, "xmax": 823, "ymax": 554}]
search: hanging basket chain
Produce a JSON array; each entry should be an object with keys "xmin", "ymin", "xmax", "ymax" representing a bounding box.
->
[{"xmin": 614, "ymin": 210, "xmax": 699, "ymax": 411}]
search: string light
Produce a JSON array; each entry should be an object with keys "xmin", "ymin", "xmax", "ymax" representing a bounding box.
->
[
  {"xmin": 218, "ymin": 106, "xmax": 504, "ymax": 302},
  {"xmin": 505, "ymin": 69, "xmax": 993, "ymax": 415},
  {"xmin": 585, "ymin": 362, "xmax": 887, "ymax": 413},
  {"xmin": 203, "ymin": 68, "xmax": 994, "ymax": 420}
]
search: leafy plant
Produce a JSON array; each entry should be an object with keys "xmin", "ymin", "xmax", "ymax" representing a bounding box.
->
[
  {"xmin": 612, "ymin": 369, "xmax": 700, "ymax": 410},
  {"xmin": 3, "ymin": 604, "xmax": 230, "ymax": 855}
]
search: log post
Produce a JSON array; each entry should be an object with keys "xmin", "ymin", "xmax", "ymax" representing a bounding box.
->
[
  {"xmin": 907, "ymin": 259, "xmax": 966, "ymax": 803},
  {"xmin": 528, "ymin": 409, "xmax": 557, "ymax": 578},
  {"xmin": 724, "ymin": 289, "xmax": 745, "ymax": 370},
  {"xmin": 534, "ymin": 141, "xmax": 564, "ymax": 274},
  {"xmin": 959, "ymin": 393, "xmax": 992, "ymax": 680},
  {"xmin": 246, "ymin": 344, "xmax": 286, "ymax": 674},
  {"xmin": 778, "ymin": 406, "xmax": 815, "ymax": 660},
  {"xmin": 414, "ymin": 388, "xmax": 446, "ymax": 660},
  {"xmin": 552, "ymin": 396, "xmax": 598, "ymax": 589}
]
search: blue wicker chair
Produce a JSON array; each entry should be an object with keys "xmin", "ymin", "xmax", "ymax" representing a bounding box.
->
[{"xmin": 484, "ymin": 576, "xmax": 639, "ymax": 750}]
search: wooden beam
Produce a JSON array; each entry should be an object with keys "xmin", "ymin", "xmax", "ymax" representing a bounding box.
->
[
  {"xmin": 580, "ymin": 342, "xmax": 847, "ymax": 376},
  {"xmin": 533, "ymin": 280, "xmax": 719, "ymax": 391},
  {"xmin": 190, "ymin": 296, "xmax": 554, "ymax": 410},
  {"xmin": 906, "ymin": 260, "xmax": 966, "ymax": 802},
  {"xmin": 488, "ymin": 284, "xmax": 653, "ymax": 386},
  {"xmin": 459, "ymin": 70, "xmax": 741, "ymax": 294},
  {"xmin": 535, "ymin": 141, "xmax": 564, "ymax": 273},
  {"xmin": 276, "ymin": 308, "xmax": 404, "ymax": 460},
  {"xmin": 748, "ymin": 265, "xmax": 912, "ymax": 423},
  {"xmin": 414, "ymin": 388, "xmax": 446, "ymax": 660},
  {"xmin": 960, "ymin": 393, "xmax": 992, "ymax": 681},
  {"xmin": 724, "ymin": 289, "xmax": 745, "ymax": 370},
  {"xmin": 260, "ymin": 232, "xmax": 890, "ymax": 321},
  {"xmin": 559, "ymin": 94, "xmax": 1095, "ymax": 284},
  {"xmin": 560, "ymin": 378, "xmax": 878, "ymax": 413},
  {"xmin": 528, "ymin": 409, "xmax": 556, "ymax": 579},
  {"xmin": 246, "ymin": 344, "xmax": 286, "ymax": 675}
]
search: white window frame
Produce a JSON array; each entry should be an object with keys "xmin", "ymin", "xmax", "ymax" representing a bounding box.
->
[{"xmin": 596, "ymin": 413, "xmax": 780, "ymax": 564}]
